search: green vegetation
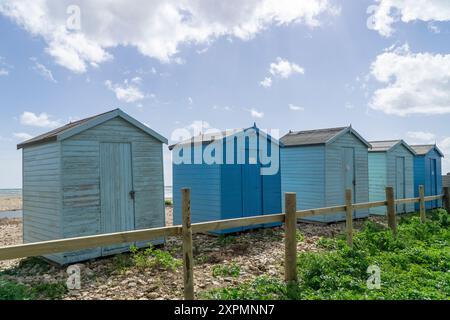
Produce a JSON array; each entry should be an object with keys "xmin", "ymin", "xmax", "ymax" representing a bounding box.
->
[
  {"xmin": 130, "ymin": 245, "xmax": 182, "ymax": 271},
  {"xmin": 212, "ymin": 263, "xmax": 241, "ymax": 278},
  {"xmin": 296, "ymin": 230, "xmax": 305, "ymax": 242},
  {"xmin": 165, "ymin": 199, "xmax": 173, "ymax": 206},
  {"xmin": 0, "ymin": 278, "xmax": 67, "ymax": 300},
  {"xmin": 203, "ymin": 209, "xmax": 450, "ymax": 300},
  {"xmin": 216, "ymin": 235, "xmax": 236, "ymax": 247},
  {"xmin": 111, "ymin": 253, "xmax": 134, "ymax": 273}
]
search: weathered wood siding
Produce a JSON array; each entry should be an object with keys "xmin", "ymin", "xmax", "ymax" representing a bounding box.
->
[
  {"xmin": 281, "ymin": 145, "xmax": 326, "ymax": 220},
  {"xmin": 22, "ymin": 142, "xmax": 63, "ymax": 263},
  {"xmin": 386, "ymin": 144, "xmax": 415, "ymax": 213},
  {"xmin": 325, "ymin": 132, "xmax": 369, "ymax": 221},
  {"xmin": 368, "ymin": 153, "xmax": 387, "ymax": 215},
  {"xmin": 60, "ymin": 117, "xmax": 164, "ymax": 263}
]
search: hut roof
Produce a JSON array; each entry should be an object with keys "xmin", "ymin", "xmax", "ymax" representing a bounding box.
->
[
  {"xmin": 369, "ymin": 140, "xmax": 416, "ymax": 155},
  {"xmin": 17, "ymin": 109, "xmax": 168, "ymax": 149},
  {"xmin": 280, "ymin": 126, "xmax": 371, "ymax": 148},
  {"xmin": 410, "ymin": 144, "xmax": 444, "ymax": 157},
  {"xmin": 168, "ymin": 124, "xmax": 281, "ymax": 150}
]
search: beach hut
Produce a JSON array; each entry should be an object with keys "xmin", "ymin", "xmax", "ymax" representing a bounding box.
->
[
  {"xmin": 368, "ymin": 140, "xmax": 416, "ymax": 215},
  {"xmin": 17, "ymin": 109, "xmax": 168, "ymax": 264},
  {"xmin": 169, "ymin": 125, "xmax": 281, "ymax": 233},
  {"xmin": 280, "ymin": 126, "xmax": 370, "ymax": 223},
  {"xmin": 410, "ymin": 145, "xmax": 444, "ymax": 210}
]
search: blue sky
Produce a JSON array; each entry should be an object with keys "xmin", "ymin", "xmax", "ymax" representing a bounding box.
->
[{"xmin": 1, "ymin": 0, "xmax": 450, "ymax": 188}]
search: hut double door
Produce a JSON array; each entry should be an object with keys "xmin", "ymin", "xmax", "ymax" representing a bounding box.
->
[
  {"xmin": 430, "ymin": 159, "xmax": 438, "ymax": 208},
  {"xmin": 395, "ymin": 156, "xmax": 406, "ymax": 213},
  {"xmin": 342, "ymin": 147, "xmax": 356, "ymax": 218},
  {"xmin": 241, "ymin": 162, "xmax": 263, "ymax": 229},
  {"xmin": 100, "ymin": 143, "xmax": 135, "ymax": 256}
]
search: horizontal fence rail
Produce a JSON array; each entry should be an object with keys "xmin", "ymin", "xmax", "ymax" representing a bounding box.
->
[{"xmin": 0, "ymin": 186, "xmax": 448, "ymax": 300}]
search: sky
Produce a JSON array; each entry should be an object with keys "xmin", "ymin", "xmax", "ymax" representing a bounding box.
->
[{"xmin": 1, "ymin": 0, "xmax": 450, "ymax": 188}]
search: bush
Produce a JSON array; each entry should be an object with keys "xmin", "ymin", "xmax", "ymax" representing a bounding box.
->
[
  {"xmin": 212, "ymin": 263, "xmax": 241, "ymax": 278},
  {"xmin": 130, "ymin": 245, "xmax": 182, "ymax": 271},
  {"xmin": 0, "ymin": 278, "xmax": 67, "ymax": 300},
  {"xmin": 204, "ymin": 209, "xmax": 450, "ymax": 300}
]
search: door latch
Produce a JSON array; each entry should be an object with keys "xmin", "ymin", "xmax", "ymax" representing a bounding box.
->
[{"xmin": 129, "ymin": 190, "xmax": 136, "ymax": 200}]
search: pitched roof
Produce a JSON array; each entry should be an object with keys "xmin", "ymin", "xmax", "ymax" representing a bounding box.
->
[
  {"xmin": 280, "ymin": 126, "xmax": 371, "ymax": 148},
  {"xmin": 168, "ymin": 125, "xmax": 280, "ymax": 151},
  {"xmin": 410, "ymin": 144, "xmax": 444, "ymax": 157},
  {"xmin": 17, "ymin": 109, "xmax": 168, "ymax": 149},
  {"xmin": 369, "ymin": 140, "xmax": 416, "ymax": 155}
]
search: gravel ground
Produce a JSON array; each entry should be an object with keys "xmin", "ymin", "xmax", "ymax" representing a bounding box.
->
[{"xmin": 0, "ymin": 207, "xmax": 378, "ymax": 300}]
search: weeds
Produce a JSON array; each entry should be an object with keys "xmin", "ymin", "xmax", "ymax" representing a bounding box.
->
[
  {"xmin": 130, "ymin": 245, "xmax": 181, "ymax": 271},
  {"xmin": 204, "ymin": 209, "xmax": 450, "ymax": 300},
  {"xmin": 212, "ymin": 263, "xmax": 241, "ymax": 278}
]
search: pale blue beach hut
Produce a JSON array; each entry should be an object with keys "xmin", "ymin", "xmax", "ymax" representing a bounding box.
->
[
  {"xmin": 410, "ymin": 145, "xmax": 444, "ymax": 210},
  {"xmin": 18, "ymin": 109, "xmax": 168, "ymax": 264},
  {"xmin": 280, "ymin": 126, "xmax": 370, "ymax": 223},
  {"xmin": 368, "ymin": 140, "xmax": 416, "ymax": 215}
]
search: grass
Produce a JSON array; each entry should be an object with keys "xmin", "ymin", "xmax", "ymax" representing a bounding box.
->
[
  {"xmin": 212, "ymin": 263, "xmax": 241, "ymax": 278},
  {"xmin": 130, "ymin": 244, "xmax": 182, "ymax": 271},
  {"xmin": 0, "ymin": 278, "xmax": 67, "ymax": 300},
  {"xmin": 203, "ymin": 209, "xmax": 450, "ymax": 300}
]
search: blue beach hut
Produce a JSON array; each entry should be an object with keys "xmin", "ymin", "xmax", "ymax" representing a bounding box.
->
[
  {"xmin": 410, "ymin": 145, "xmax": 444, "ymax": 210},
  {"xmin": 280, "ymin": 126, "xmax": 370, "ymax": 223},
  {"xmin": 17, "ymin": 109, "xmax": 168, "ymax": 264},
  {"xmin": 368, "ymin": 140, "xmax": 416, "ymax": 215},
  {"xmin": 169, "ymin": 125, "xmax": 282, "ymax": 233}
]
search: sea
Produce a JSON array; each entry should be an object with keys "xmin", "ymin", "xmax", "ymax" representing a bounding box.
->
[{"xmin": 0, "ymin": 189, "xmax": 22, "ymax": 198}]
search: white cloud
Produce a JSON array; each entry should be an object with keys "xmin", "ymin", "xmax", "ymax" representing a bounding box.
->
[
  {"xmin": 289, "ymin": 104, "xmax": 305, "ymax": 111},
  {"xmin": 406, "ymin": 131, "xmax": 436, "ymax": 143},
  {"xmin": 0, "ymin": 56, "xmax": 12, "ymax": 76},
  {"xmin": 188, "ymin": 97, "xmax": 194, "ymax": 105},
  {"xmin": 0, "ymin": 1, "xmax": 337, "ymax": 72},
  {"xmin": 370, "ymin": 0, "xmax": 450, "ymax": 37},
  {"xmin": 20, "ymin": 111, "xmax": 61, "ymax": 128},
  {"xmin": 269, "ymin": 57, "xmax": 304, "ymax": 78},
  {"xmin": 345, "ymin": 102, "xmax": 355, "ymax": 109},
  {"xmin": 370, "ymin": 44, "xmax": 450, "ymax": 116},
  {"xmin": 30, "ymin": 57, "xmax": 57, "ymax": 83},
  {"xmin": 428, "ymin": 22, "xmax": 441, "ymax": 34},
  {"xmin": 440, "ymin": 137, "xmax": 450, "ymax": 173},
  {"xmin": 260, "ymin": 77, "xmax": 272, "ymax": 88},
  {"xmin": 187, "ymin": 120, "xmax": 211, "ymax": 135},
  {"xmin": 13, "ymin": 132, "xmax": 33, "ymax": 141},
  {"xmin": 248, "ymin": 108, "xmax": 264, "ymax": 118},
  {"xmin": 105, "ymin": 79, "xmax": 145, "ymax": 103}
]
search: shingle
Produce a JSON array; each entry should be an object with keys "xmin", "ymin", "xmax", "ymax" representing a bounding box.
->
[{"xmin": 280, "ymin": 127, "xmax": 347, "ymax": 146}]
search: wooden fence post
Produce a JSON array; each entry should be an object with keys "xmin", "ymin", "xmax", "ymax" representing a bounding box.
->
[
  {"xmin": 182, "ymin": 188, "xmax": 194, "ymax": 300},
  {"xmin": 419, "ymin": 185, "xmax": 425, "ymax": 223},
  {"xmin": 443, "ymin": 187, "xmax": 450, "ymax": 213},
  {"xmin": 385, "ymin": 187, "xmax": 397, "ymax": 235},
  {"xmin": 284, "ymin": 192, "xmax": 297, "ymax": 283},
  {"xmin": 345, "ymin": 189, "xmax": 353, "ymax": 247}
]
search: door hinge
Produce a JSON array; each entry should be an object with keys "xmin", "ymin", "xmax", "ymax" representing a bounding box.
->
[{"xmin": 129, "ymin": 190, "xmax": 136, "ymax": 200}]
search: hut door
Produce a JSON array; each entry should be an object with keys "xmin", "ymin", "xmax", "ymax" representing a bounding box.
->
[
  {"xmin": 242, "ymin": 162, "xmax": 262, "ymax": 218},
  {"xmin": 100, "ymin": 143, "xmax": 135, "ymax": 255},
  {"xmin": 343, "ymin": 147, "xmax": 355, "ymax": 215},
  {"xmin": 395, "ymin": 157, "xmax": 406, "ymax": 213},
  {"xmin": 430, "ymin": 159, "xmax": 437, "ymax": 208}
]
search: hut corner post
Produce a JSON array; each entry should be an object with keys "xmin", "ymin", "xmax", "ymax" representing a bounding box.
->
[
  {"xmin": 284, "ymin": 192, "xmax": 298, "ymax": 283},
  {"xmin": 345, "ymin": 189, "xmax": 353, "ymax": 248},
  {"xmin": 419, "ymin": 185, "xmax": 426, "ymax": 223},
  {"xmin": 182, "ymin": 188, "xmax": 194, "ymax": 300},
  {"xmin": 443, "ymin": 187, "xmax": 450, "ymax": 213},
  {"xmin": 385, "ymin": 187, "xmax": 397, "ymax": 235}
]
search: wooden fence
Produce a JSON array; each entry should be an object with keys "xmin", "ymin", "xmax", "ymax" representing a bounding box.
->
[{"xmin": 0, "ymin": 186, "xmax": 449, "ymax": 299}]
